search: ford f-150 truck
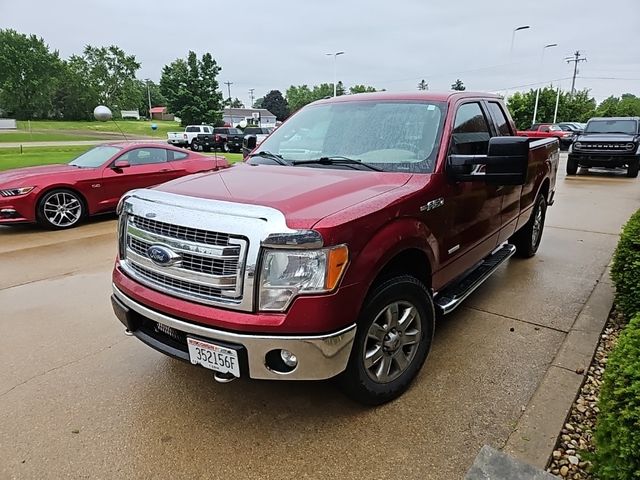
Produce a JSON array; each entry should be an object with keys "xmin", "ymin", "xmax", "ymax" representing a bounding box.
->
[
  {"xmin": 111, "ymin": 92, "xmax": 559, "ymax": 405},
  {"xmin": 567, "ymin": 117, "xmax": 640, "ymax": 178}
]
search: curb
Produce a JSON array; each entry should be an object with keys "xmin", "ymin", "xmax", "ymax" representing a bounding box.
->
[{"xmin": 503, "ymin": 266, "xmax": 614, "ymax": 468}]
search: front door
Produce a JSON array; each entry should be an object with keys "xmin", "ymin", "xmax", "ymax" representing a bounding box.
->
[
  {"xmin": 98, "ymin": 147, "xmax": 175, "ymax": 211},
  {"xmin": 435, "ymin": 101, "xmax": 503, "ymax": 286}
]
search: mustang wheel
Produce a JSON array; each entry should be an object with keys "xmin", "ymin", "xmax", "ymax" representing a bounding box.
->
[
  {"xmin": 338, "ymin": 275, "xmax": 435, "ymax": 405},
  {"xmin": 37, "ymin": 189, "xmax": 85, "ymax": 229}
]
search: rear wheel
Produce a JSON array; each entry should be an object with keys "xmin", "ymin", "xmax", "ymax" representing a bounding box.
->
[
  {"xmin": 510, "ymin": 194, "xmax": 547, "ymax": 258},
  {"xmin": 627, "ymin": 160, "xmax": 639, "ymax": 178},
  {"xmin": 190, "ymin": 141, "xmax": 199, "ymax": 151},
  {"xmin": 37, "ymin": 189, "xmax": 85, "ymax": 229},
  {"xmin": 566, "ymin": 156, "xmax": 578, "ymax": 175},
  {"xmin": 338, "ymin": 275, "xmax": 435, "ymax": 405}
]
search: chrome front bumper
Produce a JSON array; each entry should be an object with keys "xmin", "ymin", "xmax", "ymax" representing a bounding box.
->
[{"xmin": 112, "ymin": 285, "xmax": 356, "ymax": 381}]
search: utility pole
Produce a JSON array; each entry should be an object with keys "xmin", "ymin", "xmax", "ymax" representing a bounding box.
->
[
  {"xmin": 565, "ymin": 50, "xmax": 587, "ymax": 96},
  {"xmin": 145, "ymin": 79, "xmax": 152, "ymax": 119},
  {"xmin": 249, "ymin": 88, "xmax": 255, "ymax": 108},
  {"xmin": 224, "ymin": 81, "xmax": 233, "ymax": 104}
]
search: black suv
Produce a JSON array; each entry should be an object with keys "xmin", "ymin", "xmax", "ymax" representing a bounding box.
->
[{"xmin": 568, "ymin": 117, "xmax": 640, "ymax": 178}]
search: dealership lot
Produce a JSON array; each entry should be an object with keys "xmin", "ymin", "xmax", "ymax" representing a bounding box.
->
[{"xmin": 1, "ymin": 155, "xmax": 639, "ymax": 479}]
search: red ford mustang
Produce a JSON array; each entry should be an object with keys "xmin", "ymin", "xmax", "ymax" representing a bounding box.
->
[{"xmin": 0, "ymin": 142, "xmax": 229, "ymax": 229}]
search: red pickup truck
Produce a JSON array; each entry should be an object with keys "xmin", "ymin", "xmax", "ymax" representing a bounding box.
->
[
  {"xmin": 111, "ymin": 92, "xmax": 559, "ymax": 405},
  {"xmin": 517, "ymin": 123, "xmax": 574, "ymax": 150}
]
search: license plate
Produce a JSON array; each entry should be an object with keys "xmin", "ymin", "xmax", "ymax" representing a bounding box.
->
[{"xmin": 187, "ymin": 337, "xmax": 240, "ymax": 377}]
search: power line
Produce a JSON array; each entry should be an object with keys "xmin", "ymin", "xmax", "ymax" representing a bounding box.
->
[{"xmin": 565, "ymin": 51, "xmax": 587, "ymax": 95}]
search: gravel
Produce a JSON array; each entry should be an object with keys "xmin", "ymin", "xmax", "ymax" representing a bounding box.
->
[{"xmin": 546, "ymin": 310, "xmax": 626, "ymax": 479}]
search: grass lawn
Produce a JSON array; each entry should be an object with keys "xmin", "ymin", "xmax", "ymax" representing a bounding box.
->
[
  {"xmin": 0, "ymin": 131, "xmax": 107, "ymax": 143},
  {"xmin": 13, "ymin": 119, "xmax": 182, "ymax": 140},
  {"xmin": 0, "ymin": 146, "xmax": 243, "ymax": 172}
]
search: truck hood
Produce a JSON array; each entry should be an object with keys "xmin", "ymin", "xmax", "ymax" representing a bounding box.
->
[
  {"xmin": 157, "ymin": 163, "xmax": 413, "ymax": 229},
  {"xmin": 0, "ymin": 164, "xmax": 79, "ymax": 187},
  {"xmin": 576, "ymin": 133, "xmax": 639, "ymax": 142}
]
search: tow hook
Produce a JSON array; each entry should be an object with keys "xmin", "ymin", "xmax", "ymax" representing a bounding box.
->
[
  {"xmin": 124, "ymin": 329, "xmax": 134, "ymax": 336},
  {"xmin": 213, "ymin": 372, "xmax": 237, "ymax": 384}
]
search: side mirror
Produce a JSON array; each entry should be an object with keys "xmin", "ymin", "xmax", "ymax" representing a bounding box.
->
[
  {"xmin": 242, "ymin": 135, "xmax": 257, "ymax": 159},
  {"xmin": 448, "ymin": 136, "xmax": 529, "ymax": 185},
  {"xmin": 112, "ymin": 160, "xmax": 130, "ymax": 170}
]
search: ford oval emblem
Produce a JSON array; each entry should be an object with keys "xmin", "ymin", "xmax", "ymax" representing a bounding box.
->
[{"xmin": 147, "ymin": 245, "xmax": 180, "ymax": 266}]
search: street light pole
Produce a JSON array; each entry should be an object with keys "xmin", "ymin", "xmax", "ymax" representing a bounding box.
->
[
  {"xmin": 509, "ymin": 25, "xmax": 530, "ymax": 60},
  {"xmin": 146, "ymin": 79, "xmax": 152, "ymax": 119},
  {"xmin": 325, "ymin": 51, "xmax": 345, "ymax": 97},
  {"xmin": 532, "ymin": 43, "xmax": 558, "ymax": 125}
]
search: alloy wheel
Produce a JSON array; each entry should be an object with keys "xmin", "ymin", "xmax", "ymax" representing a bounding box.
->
[{"xmin": 43, "ymin": 192, "xmax": 82, "ymax": 227}]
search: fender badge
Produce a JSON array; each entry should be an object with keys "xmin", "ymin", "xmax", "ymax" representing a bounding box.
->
[{"xmin": 420, "ymin": 197, "xmax": 444, "ymax": 212}]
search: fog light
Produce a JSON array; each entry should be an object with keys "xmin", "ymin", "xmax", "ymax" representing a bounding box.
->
[{"xmin": 281, "ymin": 350, "xmax": 298, "ymax": 367}]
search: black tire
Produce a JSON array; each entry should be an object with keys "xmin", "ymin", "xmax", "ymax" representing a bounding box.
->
[
  {"xmin": 566, "ymin": 156, "xmax": 578, "ymax": 175},
  {"xmin": 510, "ymin": 194, "xmax": 547, "ymax": 258},
  {"xmin": 627, "ymin": 160, "xmax": 639, "ymax": 178},
  {"xmin": 338, "ymin": 275, "xmax": 435, "ymax": 406},
  {"xmin": 190, "ymin": 141, "xmax": 199, "ymax": 151},
  {"xmin": 37, "ymin": 189, "xmax": 85, "ymax": 230}
]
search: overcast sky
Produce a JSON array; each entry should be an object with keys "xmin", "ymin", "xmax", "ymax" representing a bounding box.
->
[{"xmin": 2, "ymin": 0, "xmax": 639, "ymax": 106}]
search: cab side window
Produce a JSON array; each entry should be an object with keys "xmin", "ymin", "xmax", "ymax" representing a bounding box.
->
[
  {"xmin": 119, "ymin": 148, "xmax": 168, "ymax": 165},
  {"xmin": 450, "ymin": 102, "xmax": 491, "ymax": 155},
  {"xmin": 169, "ymin": 150, "xmax": 188, "ymax": 161},
  {"xmin": 487, "ymin": 102, "xmax": 513, "ymax": 136}
]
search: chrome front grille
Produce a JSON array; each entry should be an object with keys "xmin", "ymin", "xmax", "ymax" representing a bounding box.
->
[
  {"xmin": 121, "ymin": 214, "xmax": 248, "ymax": 307},
  {"xmin": 578, "ymin": 142, "xmax": 634, "ymax": 151},
  {"xmin": 131, "ymin": 215, "xmax": 230, "ymax": 246}
]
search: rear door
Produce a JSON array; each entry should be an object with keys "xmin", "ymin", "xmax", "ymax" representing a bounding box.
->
[
  {"xmin": 99, "ymin": 147, "xmax": 175, "ymax": 209},
  {"xmin": 485, "ymin": 100, "xmax": 523, "ymax": 243}
]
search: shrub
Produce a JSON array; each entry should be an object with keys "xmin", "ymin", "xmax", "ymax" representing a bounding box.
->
[
  {"xmin": 592, "ymin": 313, "xmax": 640, "ymax": 480},
  {"xmin": 610, "ymin": 209, "xmax": 640, "ymax": 319}
]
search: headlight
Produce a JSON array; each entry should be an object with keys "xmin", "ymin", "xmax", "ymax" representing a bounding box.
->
[
  {"xmin": 626, "ymin": 143, "xmax": 635, "ymax": 150},
  {"xmin": 258, "ymin": 245, "xmax": 348, "ymax": 311},
  {"xmin": 0, "ymin": 186, "xmax": 34, "ymax": 197}
]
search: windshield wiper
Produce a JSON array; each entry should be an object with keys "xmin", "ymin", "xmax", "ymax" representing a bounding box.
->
[
  {"xmin": 292, "ymin": 156, "xmax": 383, "ymax": 172},
  {"xmin": 248, "ymin": 151, "xmax": 289, "ymax": 166}
]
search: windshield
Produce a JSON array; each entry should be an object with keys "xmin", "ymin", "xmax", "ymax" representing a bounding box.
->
[
  {"xmin": 585, "ymin": 119, "xmax": 638, "ymax": 135},
  {"xmin": 548, "ymin": 125, "xmax": 562, "ymax": 131},
  {"xmin": 69, "ymin": 146, "xmax": 122, "ymax": 168},
  {"xmin": 256, "ymin": 101, "xmax": 446, "ymax": 173}
]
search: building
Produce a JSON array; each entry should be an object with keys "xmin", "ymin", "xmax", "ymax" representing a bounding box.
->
[
  {"xmin": 150, "ymin": 107, "xmax": 174, "ymax": 121},
  {"xmin": 222, "ymin": 108, "xmax": 276, "ymax": 128},
  {"xmin": 120, "ymin": 110, "xmax": 141, "ymax": 120}
]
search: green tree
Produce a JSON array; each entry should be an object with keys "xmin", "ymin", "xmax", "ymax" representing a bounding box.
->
[
  {"xmin": 160, "ymin": 51, "xmax": 223, "ymax": 126},
  {"xmin": 451, "ymin": 79, "xmax": 466, "ymax": 91},
  {"xmin": 0, "ymin": 29, "xmax": 62, "ymax": 119},
  {"xmin": 261, "ymin": 90, "xmax": 289, "ymax": 121},
  {"xmin": 596, "ymin": 94, "xmax": 640, "ymax": 117},
  {"xmin": 285, "ymin": 84, "xmax": 314, "ymax": 112},
  {"xmin": 81, "ymin": 45, "xmax": 142, "ymax": 114},
  {"xmin": 417, "ymin": 79, "xmax": 429, "ymax": 91},
  {"xmin": 253, "ymin": 97, "xmax": 264, "ymax": 108},
  {"xmin": 134, "ymin": 79, "xmax": 167, "ymax": 118},
  {"xmin": 350, "ymin": 84, "xmax": 378, "ymax": 94},
  {"xmin": 52, "ymin": 55, "xmax": 99, "ymax": 120},
  {"xmin": 224, "ymin": 97, "xmax": 244, "ymax": 108},
  {"xmin": 507, "ymin": 87, "xmax": 596, "ymax": 129}
]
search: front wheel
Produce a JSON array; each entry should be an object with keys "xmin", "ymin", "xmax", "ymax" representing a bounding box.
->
[
  {"xmin": 627, "ymin": 160, "xmax": 639, "ymax": 178},
  {"xmin": 190, "ymin": 141, "xmax": 199, "ymax": 151},
  {"xmin": 566, "ymin": 156, "xmax": 578, "ymax": 175},
  {"xmin": 510, "ymin": 194, "xmax": 547, "ymax": 258},
  {"xmin": 338, "ymin": 275, "xmax": 435, "ymax": 405},
  {"xmin": 37, "ymin": 189, "xmax": 85, "ymax": 229}
]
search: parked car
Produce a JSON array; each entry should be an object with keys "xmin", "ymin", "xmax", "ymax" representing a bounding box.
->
[
  {"xmin": 567, "ymin": 117, "xmax": 640, "ymax": 177},
  {"xmin": 111, "ymin": 92, "xmax": 559, "ymax": 405},
  {"xmin": 241, "ymin": 127, "xmax": 275, "ymax": 157},
  {"xmin": 517, "ymin": 123, "xmax": 574, "ymax": 150},
  {"xmin": 167, "ymin": 125, "xmax": 214, "ymax": 149},
  {"xmin": 0, "ymin": 143, "xmax": 229, "ymax": 229},
  {"xmin": 193, "ymin": 127, "xmax": 244, "ymax": 153},
  {"xmin": 557, "ymin": 122, "xmax": 585, "ymax": 135}
]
